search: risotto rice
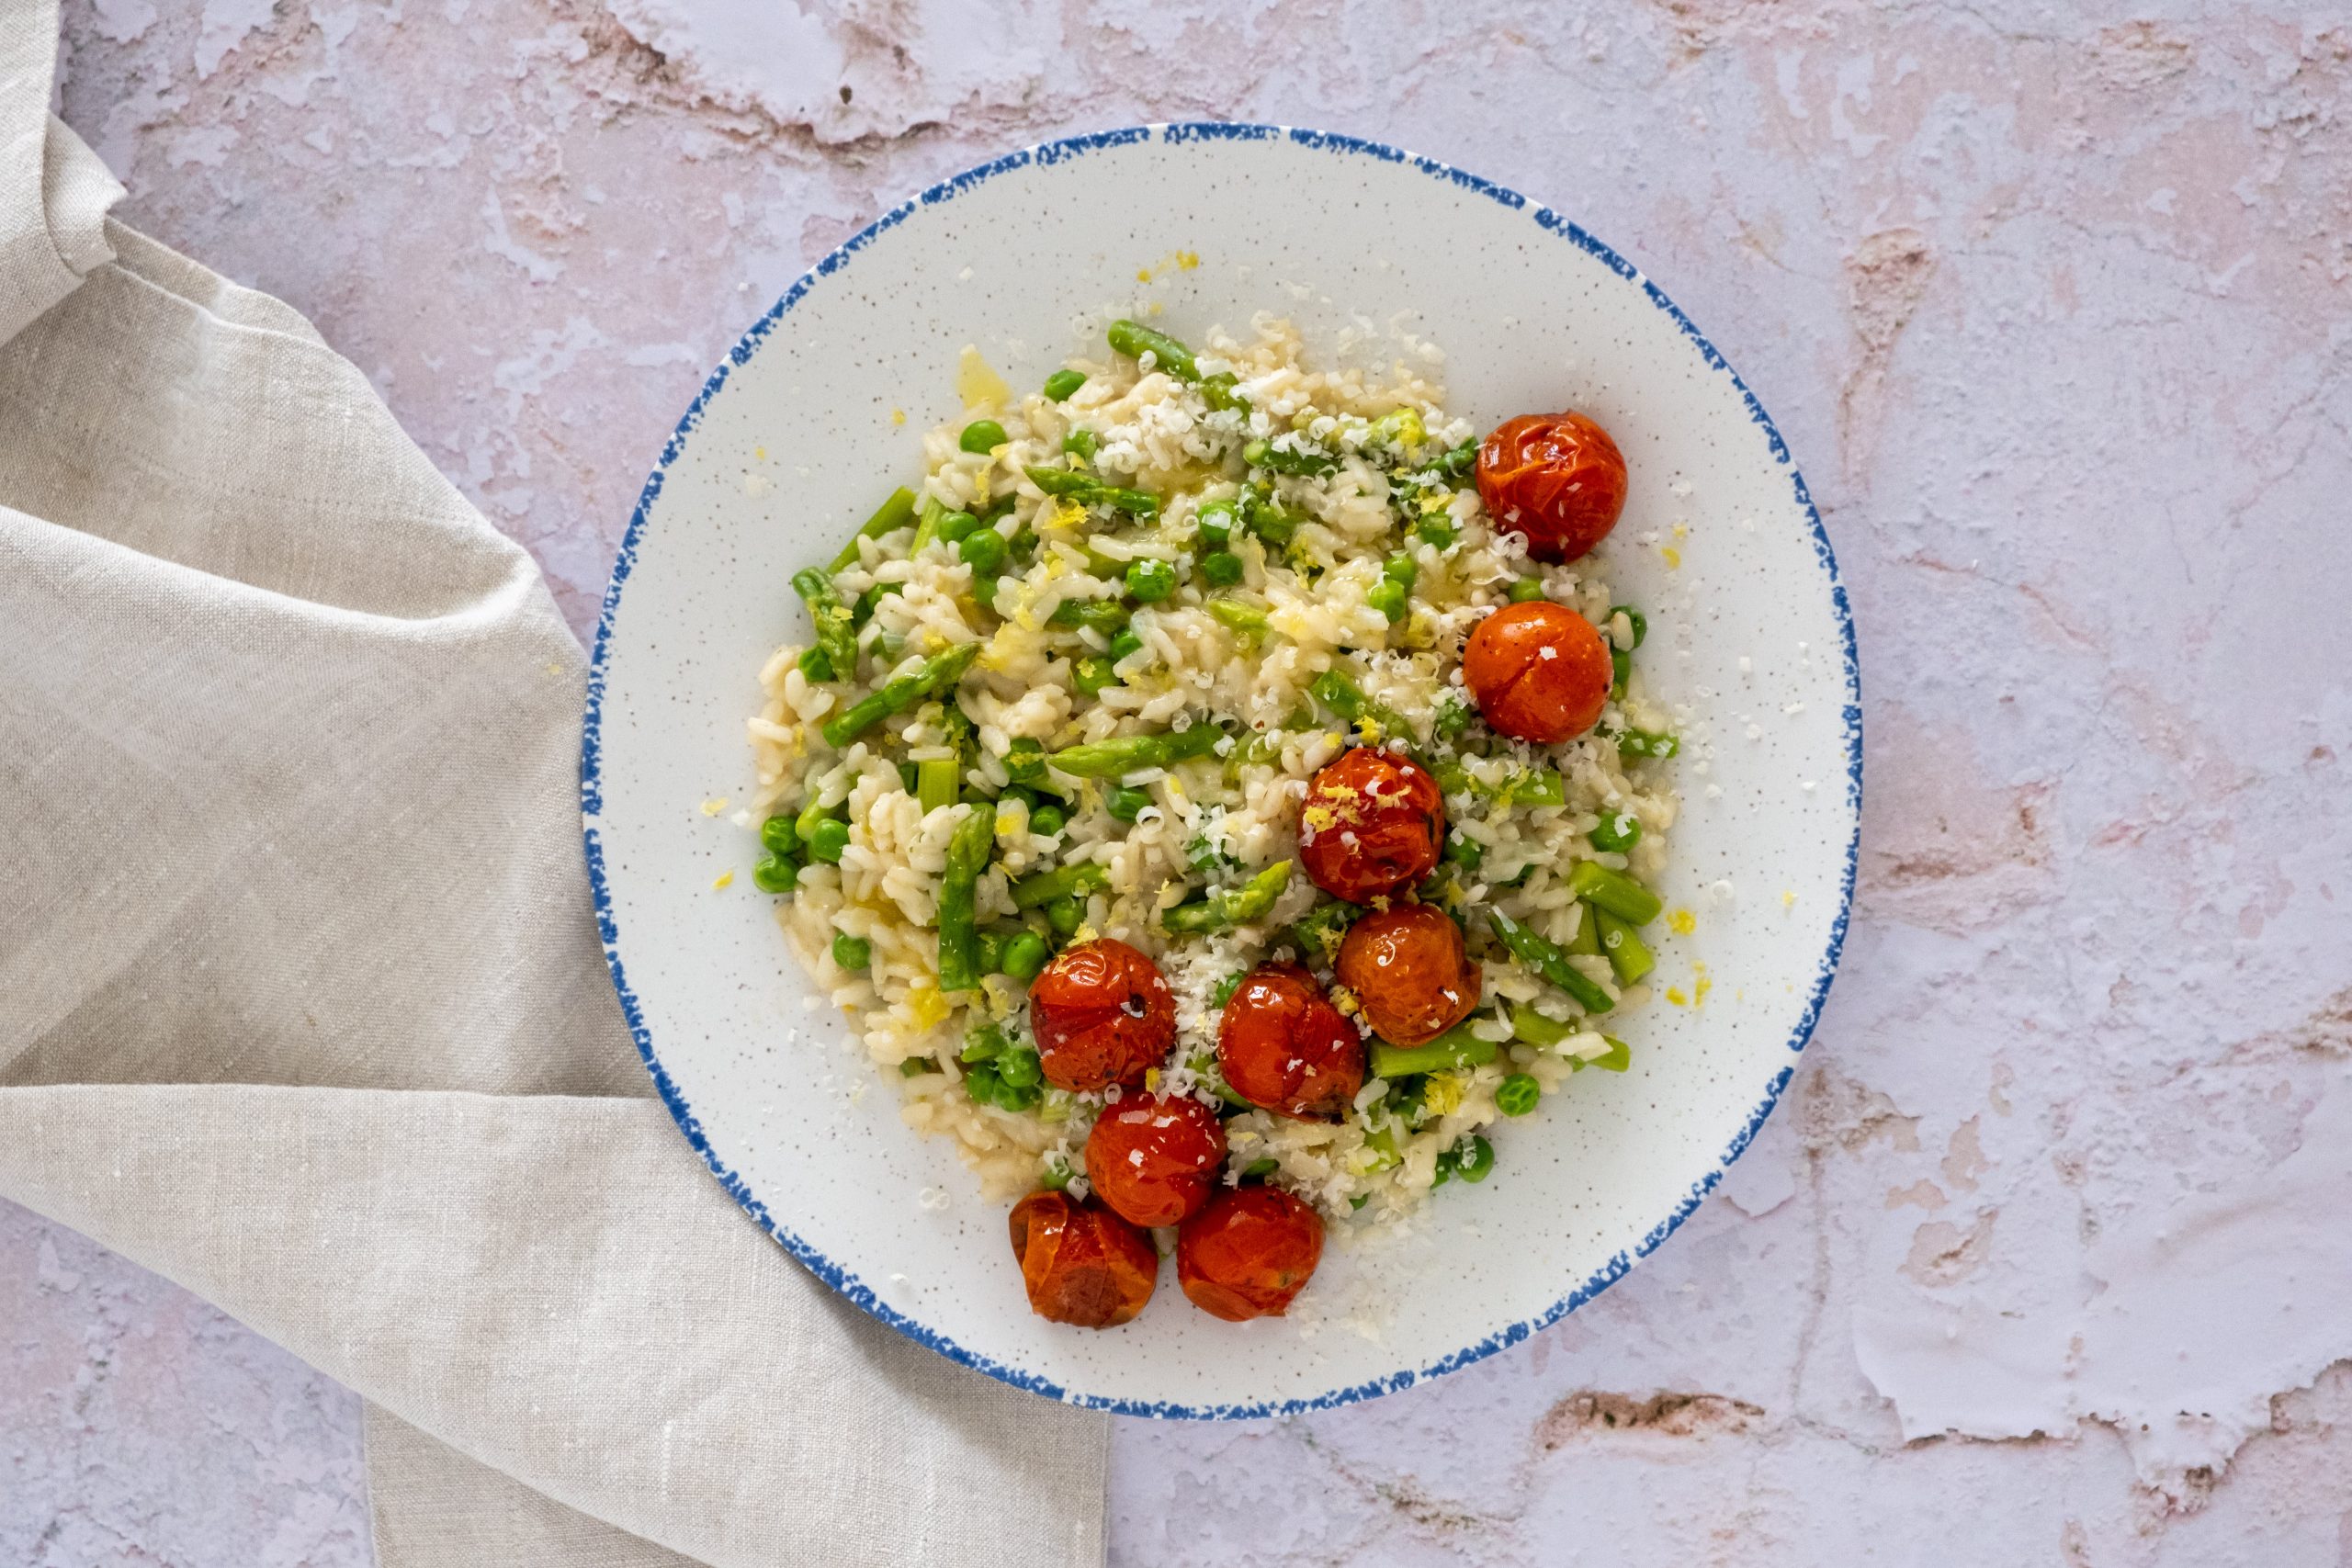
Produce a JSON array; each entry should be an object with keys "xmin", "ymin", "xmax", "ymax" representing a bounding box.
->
[{"xmin": 743, "ymin": 312, "xmax": 1679, "ymax": 1245}]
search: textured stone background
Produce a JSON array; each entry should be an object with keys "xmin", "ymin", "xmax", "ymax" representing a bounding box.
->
[{"xmin": 8, "ymin": 0, "xmax": 2352, "ymax": 1562}]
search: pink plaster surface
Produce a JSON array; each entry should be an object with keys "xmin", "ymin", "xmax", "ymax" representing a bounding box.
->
[{"xmin": 10, "ymin": 0, "xmax": 2352, "ymax": 1562}]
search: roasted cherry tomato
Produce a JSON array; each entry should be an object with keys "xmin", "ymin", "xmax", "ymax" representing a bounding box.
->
[
  {"xmin": 1461, "ymin": 600, "xmax": 1612, "ymax": 744},
  {"xmin": 1298, "ymin": 747, "xmax": 1446, "ymax": 905},
  {"xmin": 1216, "ymin": 963, "xmax": 1365, "ymax": 1120},
  {"xmin": 1177, "ymin": 1186, "xmax": 1325, "ymax": 1322},
  {"xmin": 1476, "ymin": 412, "xmax": 1628, "ymax": 563},
  {"xmin": 1029, "ymin": 939, "xmax": 1178, "ymax": 1092},
  {"xmin": 1085, "ymin": 1093, "xmax": 1229, "ymax": 1227},
  {"xmin": 1008, "ymin": 1190, "xmax": 1158, "ymax": 1328},
  {"xmin": 1335, "ymin": 901, "xmax": 1482, "ymax": 1046}
]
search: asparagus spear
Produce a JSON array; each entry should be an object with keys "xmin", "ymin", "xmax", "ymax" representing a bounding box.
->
[
  {"xmin": 1009, "ymin": 859, "xmax": 1110, "ymax": 910},
  {"xmin": 1594, "ymin": 908, "xmax": 1657, "ymax": 985},
  {"xmin": 1242, "ymin": 438, "xmax": 1338, "ymax": 478},
  {"xmin": 1509, "ymin": 1005, "xmax": 1576, "ymax": 1047},
  {"xmin": 1566, "ymin": 901, "xmax": 1602, "ymax": 957},
  {"xmin": 1198, "ymin": 371, "xmax": 1249, "ymax": 413},
  {"xmin": 1023, "ymin": 465, "xmax": 1161, "ymax": 519},
  {"xmin": 820, "ymin": 641, "xmax": 980, "ymax": 748},
  {"xmin": 914, "ymin": 757, "xmax": 959, "ymax": 815},
  {"xmin": 829, "ymin": 487, "xmax": 919, "ymax": 571},
  {"xmin": 1207, "ymin": 599, "xmax": 1269, "ymax": 637},
  {"xmin": 791, "ymin": 567, "xmax": 858, "ymax": 683},
  {"xmin": 1106, "ymin": 320, "xmax": 1200, "ymax": 383},
  {"xmin": 1160, "ymin": 861, "xmax": 1294, "ymax": 935},
  {"xmin": 1045, "ymin": 726, "xmax": 1223, "ymax": 779},
  {"xmin": 1046, "ymin": 597, "xmax": 1132, "ymax": 636},
  {"xmin": 1487, "ymin": 909, "xmax": 1614, "ymax": 1014},
  {"xmin": 934, "ymin": 804, "xmax": 996, "ymax": 992},
  {"xmin": 1369, "ymin": 1021, "xmax": 1499, "ymax": 1079},
  {"xmin": 1568, "ymin": 862, "xmax": 1663, "ymax": 926}
]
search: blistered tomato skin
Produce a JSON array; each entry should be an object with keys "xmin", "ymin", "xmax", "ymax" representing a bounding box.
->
[
  {"xmin": 1461, "ymin": 601, "xmax": 1613, "ymax": 744},
  {"xmin": 1216, "ymin": 964, "xmax": 1365, "ymax": 1120},
  {"xmin": 1029, "ymin": 939, "xmax": 1178, "ymax": 1092},
  {"xmin": 1476, "ymin": 412, "xmax": 1629, "ymax": 563},
  {"xmin": 1177, "ymin": 1187, "xmax": 1326, "ymax": 1322},
  {"xmin": 1085, "ymin": 1093, "xmax": 1229, "ymax": 1228},
  {"xmin": 1008, "ymin": 1190, "xmax": 1158, "ymax": 1327},
  {"xmin": 1298, "ymin": 748, "xmax": 1446, "ymax": 905},
  {"xmin": 1335, "ymin": 902, "xmax": 1482, "ymax": 1046}
]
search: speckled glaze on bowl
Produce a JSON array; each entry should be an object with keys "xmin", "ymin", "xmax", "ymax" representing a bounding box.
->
[{"xmin": 583, "ymin": 125, "xmax": 1860, "ymax": 1418}]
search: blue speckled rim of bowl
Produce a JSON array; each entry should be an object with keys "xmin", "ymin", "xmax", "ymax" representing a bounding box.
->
[{"xmin": 581, "ymin": 122, "xmax": 1864, "ymax": 1420}]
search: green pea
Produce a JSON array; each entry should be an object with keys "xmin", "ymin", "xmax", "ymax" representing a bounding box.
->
[
  {"xmin": 959, "ymin": 420, "xmax": 1008, "ymax": 455},
  {"xmin": 997, "ymin": 1077, "xmax": 1042, "ymax": 1112},
  {"xmin": 963, "ymin": 1061, "xmax": 1002, "ymax": 1104},
  {"xmin": 759, "ymin": 815, "xmax": 797, "ymax": 854},
  {"xmin": 1589, "ymin": 811, "xmax": 1643, "ymax": 852},
  {"xmin": 1416, "ymin": 518, "xmax": 1457, "ymax": 550},
  {"xmin": 1030, "ymin": 803, "xmax": 1069, "ymax": 838},
  {"xmin": 1607, "ymin": 604, "xmax": 1648, "ymax": 648},
  {"xmin": 1074, "ymin": 656, "xmax": 1118, "ymax": 695},
  {"xmin": 899, "ymin": 1055, "xmax": 937, "ymax": 1077},
  {"xmin": 1062, "ymin": 429, "xmax": 1098, "ymax": 461},
  {"xmin": 1043, "ymin": 369, "xmax": 1087, "ymax": 401},
  {"xmin": 959, "ymin": 529, "xmax": 1008, "ymax": 575},
  {"xmin": 1382, "ymin": 552, "xmax": 1419, "ymax": 589},
  {"xmin": 1200, "ymin": 550, "xmax": 1244, "ymax": 587},
  {"xmin": 807, "ymin": 818, "xmax": 851, "ymax": 863},
  {"xmin": 1005, "ymin": 738, "xmax": 1046, "ymax": 786},
  {"xmin": 1046, "ymin": 896, "xmax": 1084, "ymax": 935},
  {"xmin": 1108, "ymin": 629, "xmax": 1145, "ymax": 662},
  {"xmin": 998, "ymin": 1047, "xmax": 1043, "ymax": 1089},
  {"xmin": 962, "ymin": 1022, "xmax": 1009, "ymax": 1062},
  {"xmin": 1126, "ymin": 558, "xmax": 1178, "ymax": 603},
  {"xmin": 1367, "ymin": 578, "xmax": 1408, "ymax": 623},
  {"xmin": 1001, "ymin": 931, "xmax": 1050, "ymax": 982},
  {"xmin": 999, "ymin": 784, "xmax": 1039, "ymax": 812},
  {"xmin": 1241, "ymin": 1157, "xmax": 1278, "ymax": 1179},
  {"xmin": 1445, "ymin": 835, "xmax": 1483, "ymax": 869},
  {"xmin": 1212, "ymin": 971, "xmax": 1245, "ymax": 1006},
  {"xmin": 752, "ymin": 853, "xmax": 797, "ymax": 894},
  {"xmin": 1497, "ymin": 1074, "xmax": 1540, "ymax": 1117},
  {"xmin": 936, "ymin": 510, "xmax": 980, "ymax": 545},
  {"xmin": 1455, "ymin": 1134, "xmax": 1496, "ymax": 1182},
  {"xmin": 1107, "ymin": 785, "xmax": 1150, "ymax": 822},
  {"xmin": 1508, "ymin": 577, "xmax": 1545, "ymax": 604},
  {"xmin": 797, "ymin": 646, "xmax": 836, "ymax": 682},
  {"xmin": 831, "ymin": 932, "xmax": 872, "ymax": 970},
  {"xmin": 1195, "ymin": 498, "xmax": 1238, "ymax": 548}
]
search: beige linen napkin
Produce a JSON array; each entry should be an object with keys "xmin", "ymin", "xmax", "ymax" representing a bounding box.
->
[{"xmin": 0, "ymin": 3, "xmax": 1109, "ymax": 1562}]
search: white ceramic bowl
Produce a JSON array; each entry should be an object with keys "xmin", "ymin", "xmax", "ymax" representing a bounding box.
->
[{"xmin": 584, "ymin": 125, "xmax": 1860, "ymax": 1417}]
